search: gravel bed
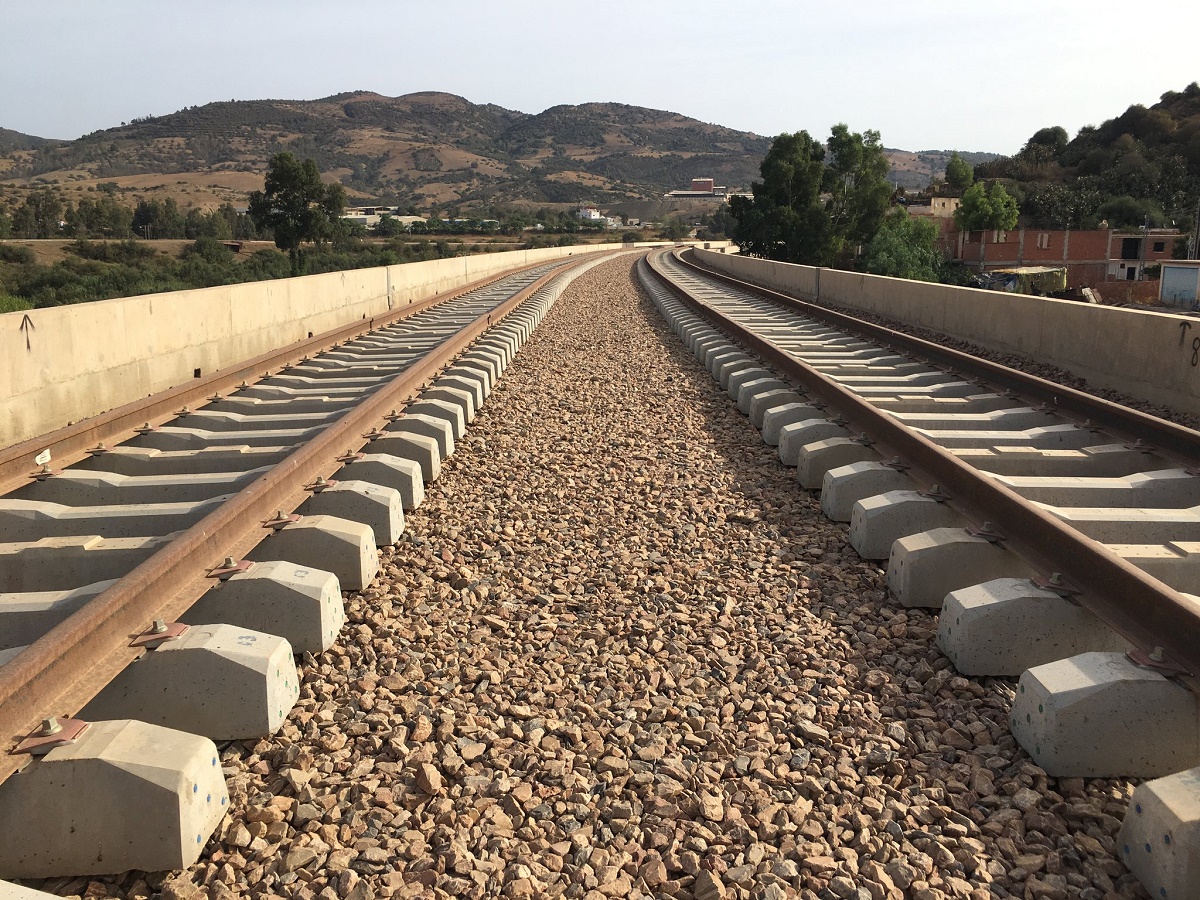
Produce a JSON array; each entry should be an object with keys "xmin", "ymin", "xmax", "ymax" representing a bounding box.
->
[{"xmin": 31, "ymin": 257, "xmax": 1148, "ymax": 900}]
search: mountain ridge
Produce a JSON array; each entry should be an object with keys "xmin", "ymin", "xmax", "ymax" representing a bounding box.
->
[{"xmin": 0, "ymin": 93, "xmax": 997, "ymax": 211}]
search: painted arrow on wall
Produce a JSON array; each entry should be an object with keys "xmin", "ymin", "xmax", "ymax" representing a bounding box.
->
[{"xmin": 19, "ymin": 313, "xmax": 34, "ymax": 350}]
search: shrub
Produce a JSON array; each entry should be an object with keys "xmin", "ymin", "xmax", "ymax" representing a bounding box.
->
[{"xmin": 0, "ymin": 243, "xmax": 35, "ymax": 264}]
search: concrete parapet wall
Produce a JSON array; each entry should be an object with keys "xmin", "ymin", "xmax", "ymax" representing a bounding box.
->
[
  {"xmin": 694, "ymin": 249, "xmax": 1200, "ymax": 417},
  {"xmin": 0, "ymin": 243, "xmax": 649, "ymax": 448}
]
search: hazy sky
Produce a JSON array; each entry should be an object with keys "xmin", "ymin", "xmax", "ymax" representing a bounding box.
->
[{"xmin": 5, "ymin": 0, "xmax": 1199, "ymax": 154}]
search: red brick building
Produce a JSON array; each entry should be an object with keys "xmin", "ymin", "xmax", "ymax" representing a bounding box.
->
[{"xmin": 951, "ymin": 228, "xmax": 1179, "ymax": 288}]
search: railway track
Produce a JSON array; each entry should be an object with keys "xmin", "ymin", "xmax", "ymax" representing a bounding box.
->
[
  {"xmin": 0, "ymin": 250, "xmax": 620, "ymax": 878},
  {"xmin": 641, "ymin": 248, "xmax": 1200, "ymax": 899}
]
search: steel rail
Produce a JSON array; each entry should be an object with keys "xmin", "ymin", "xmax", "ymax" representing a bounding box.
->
[
  {"xmin": 679, "ymin": 249, "xmax": 1200, "ymax": 465},
  {"xmin": 0, "ymin": 252, "xmax": 617, "ymax": 784},
  {"xmin": 645, "ymin": 249, "xmax": 1200, "ymax": 681},
  {"xmin": 0, "ymin": 257, "xmax": 568, "ymax": 498}
]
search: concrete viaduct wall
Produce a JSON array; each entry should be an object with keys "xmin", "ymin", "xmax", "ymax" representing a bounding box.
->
[
  {"xmin": 694, "ymin": 249, "xmax": 1200, "ymax": 418},
  {"xmin": 0, "ymin": 243, "xmax": 661, "ymax": 448}
]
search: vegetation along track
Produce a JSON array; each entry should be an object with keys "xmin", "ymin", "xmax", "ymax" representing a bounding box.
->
[
  {"xmin": 0, "ymin": 249, "xmax": 623, "ymax": 876},
  {"xmin": 643, "ymin": 248, "xmax": 1200, "ymax": 898}
]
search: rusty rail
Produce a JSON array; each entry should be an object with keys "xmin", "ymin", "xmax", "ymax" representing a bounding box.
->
[
  {"xmin": 645, "ymin": 249, "xmax": 1200, "ymax": 681},
  {"xmin": 0, "ymin": 252, "xmax": 616, "ymax": 783}
]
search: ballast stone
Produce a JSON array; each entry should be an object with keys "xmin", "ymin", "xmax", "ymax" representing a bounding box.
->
[{"xmin": 0, "ymin": 719, "xmax": 227, "ymax": 878}]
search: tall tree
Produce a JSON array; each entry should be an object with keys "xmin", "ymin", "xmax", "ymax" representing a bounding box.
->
[
  {"xmin": 944, "ymin": 152, "xmax": 974, "ymax": 191},
  {"xmin": 12, "ymin": 189, "xmax": 63, "ymax": 239},
  {"xmin": 248, "ymin": 152, "xmax": 346, "ymax": 274},
  {"xmin": 731, "ymin": 126, "xmax": 893, "ymax": 267},
  {"xmin": 954, "ymin": 182, "xmax": 1019, "ymax": 232},
  {"xmin": 730, "ymin": 130, "xmax": 829, "ymax": 264},
  {"xmin": 823, "ymin": 124, "xmax": 893, "ymax": 262}
]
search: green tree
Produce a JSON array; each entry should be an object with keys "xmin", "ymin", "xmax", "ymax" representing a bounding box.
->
[
  {"xmin": 823, "ymin": 124, "xmax": 893, "ymax": 262},
  {"xmin": 12, "ymin": 189, "xmax": 63, "ymax": 239},
  {"xmin": 0, "ymin": 210, "xmax": 11, "ymax": 238},
  {"xmin": 661, "ymin": 216, "xmax": 690, "ymax": 241},
  {"xmin": 373, "ymin": 215, "xmax": 406, "ymax": 237},
  {"xmin": 132, "ymin": 198, "xmax": 186, "ymax": 239},
  {"xmin": 954, "ymin": 182, "xmax": 1019, "ymax": 231},
  {"xmin": 248, "ymin": 152, "xmax": 347, "ymax": 274},
  {"xmin": 863, "ymin": 209, "xmax": 942, "ymax": 281},
  {"xmin": 944, "ymin": 152, "xmax": 974, "ymax": 191},
  {"xmin": 730, "ymin": 130, "xmax": 829, "ymax": 264}
]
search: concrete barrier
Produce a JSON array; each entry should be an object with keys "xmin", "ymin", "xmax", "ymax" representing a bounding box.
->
[
  {"xmin": 1, "ymin": 242, "xmax": 725, "ymax": 449},
  {"xmin": 694, "ymin": 249, "xmax": 1200, "ymax": 417}
]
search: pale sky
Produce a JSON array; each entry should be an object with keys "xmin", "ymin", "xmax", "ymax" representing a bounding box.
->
[{"xmin": 5, "ymin": 0, "xmax": 1200, "ymax": 155}]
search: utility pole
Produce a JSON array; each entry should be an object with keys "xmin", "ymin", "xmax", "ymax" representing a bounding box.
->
[{"xmin": 1191, "ymin": 197, "xmax": 1200, "ymax": 259}]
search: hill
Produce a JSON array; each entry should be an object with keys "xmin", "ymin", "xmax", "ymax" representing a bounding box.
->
[
  {"xmin": 885, "ymin": 148, "xmax": 1001, "ymax": 191},
  {"xmin": 0, "ymin": 92, "xmax": 774, "ymax": 210},
  {"xmin": 0, "ymin": 92, "xmax": 993, "ymax": 213},
  {"xmin": 975, "ymin": 82, "xmax": 1200, "ymax": 229}
]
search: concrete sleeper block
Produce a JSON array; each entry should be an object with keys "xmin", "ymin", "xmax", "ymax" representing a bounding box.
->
[
  {"xmin": 848, "ymin": 491, "xmax": 964, "ymax": 560},
  {"xmin": 0, "ymin": 720, "xmax": 228, "ymax": 878},
  {"xmin": 1118, "ymin": 767, "xmax": 1200, "ymax": 899},
  {"xmin": 300, "ymin": 480, "xmax": 404, "ymax": 546},
  {"xmin": 1010, "ymin": 651, "xmax": 1200, "ymax": 778},
  {"xmin": 821, "ymin": 462, "xmax": 916, "ymax": 521},
  {"xmin": 762, "ymin": 403, "xmax": 827, "ymax": 447},
  {"xmin": 0, "ymin": 580, "xmax": 114, "ymax": 650},
  {"xmin": 406, "ymin": 398, "xmax": 466, "ymax": 440},
  {"xmin": 81, "ymin": 623, "xmax": 300, "ymax": 739},
  {"xmin": 386, "ymin": 414, "xmax": 454, "ymax": 459},
  {"xmin": 736, "ymin": 378, "xmax": 789, "ymax": 417},
  {"xmin": 726, "ymin": 367, "xmax": 774, "ymax": 402},
  {"xmin": 366, "ymin": 434, "xmax": 441, "ymax": 483},
  {"xmin": 886, "ymin": 527, "xmax": 1034, "ymax": 608},
  {"xmin": 182, "ymin": 560, "xmax": 344, "ymax": 655},
  {"xmin": 796, "ymin": 439, "xmax": 881, "ymax": 489},
  {"xmin": 937, "ymin": 577, "xmax": 1131, "ymax": 676},
  {"xmin": 422, "ymin": 386, "xmax": 476, "ymax": 423},
  {"xmin": 778, "ymin": 419, "xmax": 851, "ymax": 467},
  {"xmin": 247, "ymin": 514, "xmax": 378, "ymax": 591},
  {"xmin": 748, "ymin": 389, "xmax": 805, "ymax": 430},
  {"xmin": 339, "ymin": 454, "xmax": 425, "ymax": 510}
]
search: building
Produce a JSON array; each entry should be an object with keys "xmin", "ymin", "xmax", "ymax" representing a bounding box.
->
[
  {"xmin": 665, "ymin": 177, "xmax": 728, "ymax": 200},
  {"xmin": 952, "ymin": 228, "xmax": 1179, "ymax": 289},
  {"xmin": 576, "ymin": 206, "xmax": 605, "ymax": 222},
  {"xmin": 1159, "ymin": 260, "xmax": 1200, "ymax": 310},
  {"xmin": 906, "ymin": 196, "xmax": 960, "ymax": 218}
]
